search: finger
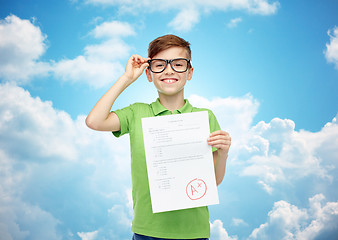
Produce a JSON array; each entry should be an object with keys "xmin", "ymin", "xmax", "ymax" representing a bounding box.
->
[
  {"xmin": 208, "ymin": 139, "xmax": 231, "ymax": 146},
  {"xmin": 208, "ymin": 134, "xmax": 231, "ymax": 142},
  {"xmin": 208, "ymin": 133, "xmax": 231, "ymax": 139},
  {"xmin": 208, "ymin": 138, "xmax": 231, "ymax": 145},
  {"xmin": 132, "ymin": 55, "xmax": 141, "ymax": 64},
  {"xmin": 132, "ymin": 55, "xmax": 149, "ymax": 62},
  {"xmin": 141, "ymin": 57, "xmax": 151, "ymax": 64},
  {"xmin": 130, "ymin": 55, "xmax": 146, "ymax": 64},
  {"xmin": 209, "ymin": 130, "xmax": 230, "ymax": 137},
  {"xmin": 212, "ymin": 144, "xmax": 231, "ymax": 151},
  {"xmin": 209, "ymin": 142, "xmax": 231, "ymax": 150},
  {"xmin": 140, "ymin": 61, "xmax": 150, "ymax": 71}
]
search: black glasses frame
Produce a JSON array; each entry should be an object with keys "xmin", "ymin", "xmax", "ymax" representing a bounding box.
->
[{"xmin": 148, "ymin": 58, "xmax": 191, "ymax": 73}]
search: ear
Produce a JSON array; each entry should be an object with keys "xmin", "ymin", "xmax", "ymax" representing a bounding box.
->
[
  {"xmin": 187, "ymin": 66, "xmax": 194, "ymax": 81},
  {"xmin": 146, "ymin": 68, "xmax": 153, "ymax": 82}
]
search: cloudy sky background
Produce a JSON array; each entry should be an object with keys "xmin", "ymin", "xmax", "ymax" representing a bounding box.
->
[{"xmin": 0, "ymin": 0, "xmax": 338, "ymax": 239}]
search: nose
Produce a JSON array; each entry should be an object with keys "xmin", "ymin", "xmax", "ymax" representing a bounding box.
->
[{"xmin": 163, "ymin": 62, "xmax": 174, "ymax": 74}]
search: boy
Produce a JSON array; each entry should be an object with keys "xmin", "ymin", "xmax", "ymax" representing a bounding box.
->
[{"xmin": 86, "ymin": 35, "xmax": 231, "ymax": 240}]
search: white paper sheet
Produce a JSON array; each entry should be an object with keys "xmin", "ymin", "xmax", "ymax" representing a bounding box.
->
[{"xmin": 142, "ymin": 111, "xmax": 219, "ymax": 213}]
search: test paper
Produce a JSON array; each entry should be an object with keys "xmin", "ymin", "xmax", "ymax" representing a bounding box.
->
[{"xmin": 142, "ymin": 111, "xmax": 219, "ymax": 213}]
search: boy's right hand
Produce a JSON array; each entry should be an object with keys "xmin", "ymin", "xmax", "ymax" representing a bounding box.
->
[
  {"xmin": 86, "ymin": 54, "xmax": 150, "ymax": 132},
  {"xmin": 123, "ymin": 55, "xmax": 150, "ymax": 83}
]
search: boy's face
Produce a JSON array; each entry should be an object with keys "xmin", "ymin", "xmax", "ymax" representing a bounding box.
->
[{"xmin": 146, "ymin": 47, "xmax": 193, "ymax": 98}]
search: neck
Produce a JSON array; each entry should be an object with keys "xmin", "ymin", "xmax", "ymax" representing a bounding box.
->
[{"xmin": 158, "ymin": 92, "xmax": 185, "ymax": 112}]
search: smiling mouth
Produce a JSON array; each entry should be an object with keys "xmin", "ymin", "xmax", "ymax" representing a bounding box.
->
[{"xmin": 161, "ymin": 78, "xmax": 178, "ymax": 83}]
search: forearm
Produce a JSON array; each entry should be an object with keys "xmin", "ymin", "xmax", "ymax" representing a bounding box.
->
[
  {"xmin": 86, "ymin": 55, "xmax": 149, "ymax": 131},
  {"xmin": 85, "ymin": 74, "xmax": 131, "ymax": 129},
  {"xmin": 208, "ymin": 130, "xmax": 231, "ymax": 185},
  {"xmin": 214, "ymin": 150, "xmax": 228, "ymax": 186}
]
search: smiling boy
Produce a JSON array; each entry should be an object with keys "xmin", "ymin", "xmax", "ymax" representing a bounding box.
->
[{"xmin": 86, "ymin": 35, "xmax": 231, "ymax": 240}]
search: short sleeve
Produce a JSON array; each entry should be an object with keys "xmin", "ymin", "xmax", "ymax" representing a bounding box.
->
[
  {"xmin": 112, "ymin": 104, "xmax": 134, "ymax": 138},
  {"xmin": 207, "ymin": 110, "xmax": 221, "ymax": 152}
]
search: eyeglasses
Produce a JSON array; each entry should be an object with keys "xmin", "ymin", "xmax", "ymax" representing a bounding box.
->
[{"xmin": 148, "ymin": 58, "xmax": 191, "ymax": 73}]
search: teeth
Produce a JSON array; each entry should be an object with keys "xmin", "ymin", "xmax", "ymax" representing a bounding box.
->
[{"xmin": 163, "ymin": 79, "xmax": 176, "ymax": 83}]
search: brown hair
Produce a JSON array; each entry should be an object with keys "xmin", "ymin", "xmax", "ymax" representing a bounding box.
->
[{"xmin": 148, "ymin": 34, "xmax": 191, "ymax": 59}]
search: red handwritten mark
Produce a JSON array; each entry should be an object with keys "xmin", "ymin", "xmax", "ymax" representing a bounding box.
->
[{"xmin": 186, "ymin": 178, "xmax": 207, "ymax": 200}]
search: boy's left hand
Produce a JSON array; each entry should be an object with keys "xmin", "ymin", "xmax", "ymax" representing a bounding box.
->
[{"xmin": 207, "ymin": 130, "xmax": 231, "ymax": 156}]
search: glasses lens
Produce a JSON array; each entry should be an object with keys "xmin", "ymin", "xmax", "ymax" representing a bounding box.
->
[
  {"xmin": 149, "ymin": 59, "xmax": 190, "ymax": 73},
  {"xmin": 150, "ymin": 59, "xmax": 166, "ymax": 73},
  {"xmin": 171, "ymin": 59, "xmax": 188, "ymax": 72}
]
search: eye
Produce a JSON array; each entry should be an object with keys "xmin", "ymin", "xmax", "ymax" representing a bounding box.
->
[
  {"xmin": 152, "ymin": 60, "xmax": 166, "ymax": 68},
  {"xmin": 173, "ymin": 60, "xmax": 186, "ymax": 68}
]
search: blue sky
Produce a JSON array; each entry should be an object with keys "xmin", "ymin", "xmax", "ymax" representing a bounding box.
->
[{"xmin": 0, "ymin": 0, "xmax": 337, "ymax": 240}]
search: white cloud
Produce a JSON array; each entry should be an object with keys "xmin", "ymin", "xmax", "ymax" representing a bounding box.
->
[
  {"xmin": 0, "ymin": 149, "xmax": 62, "ymax": 240},
  {"xmin": 53, "ymin": 20, "xmax": 135, "ymax": 88},
  {"xmin": 84, "ymin": 0, "xmax": 280, "ymax": 31},
  {"xmin": 189, "ymin": 93, "xmax": 259, "ymax": 133},
  {"xmin": 324, "ymin": 26, "xmax": 338, "ymax": 69},
  {"xmin": 91, "ymin": 20, "xmax": 136, "ymax": 39},
  {"xmin": 168, "ymin": 8, "xmax": 200, "ymax": 32},
  {"xmin": 231, "ymin": 218, "xmax": 249, "ymax": 227},
  {"xmin": 0, "ymin": 82, "xmax": 78, "ymax": 161},
  {"xmin": 108, "ymin": 204, "xmax": 132, "ymax": 227},
  {"xmin": 0, "ymin": 15, "xmax": 51, "ymax": 82},
  {"xmin": 249, "ymin": 194, "xmax": 338, "ymax": 240},
  {"xmin": 246, "ymin": 0, "xmax": 280, "ymax": 15},
  {"xmin": 77, "ymin": 230, "xmax": 99, "ymax": 240},
  {"xmin": 210, "ymin": 219, "xmax": 238, "ymax": 240},
  {"xmin": 227, "ymin": 17, "xmax": 242, "ymax": 28},
  {"xmin": 238, "ymin": 116, "xmax": 338, "ymax": 193},
  {"xmin": 85, "ymin": 0, "xmax": 280, "ymax": 15},
  {"xmin": 84, "ymin": 39, "xmax": 131, "ymax": 62},
  {"xmin": 53, "ymin": 55, "xmax": 124, "ymax": 88},
  {"xmin": 82, "ymin": 191, "xmax": 133, "ymax": 239},
  {"xmin": 189, "ymin": 93, "xmax": 260, "ymax": 156},
  {"xmin": 0, "ymin": 83, "xmax": 132, "ymax": 239},
  {"xmin": 0, "ymin": 197, "xmax": 62, "ymax": 240},
  {"xmin": 0, "ymin": 15, "xmax": 134, "ymax": 88},
  {"xmin": 258, "ymin": 180, "xmax": 273, "ymax": 194}
]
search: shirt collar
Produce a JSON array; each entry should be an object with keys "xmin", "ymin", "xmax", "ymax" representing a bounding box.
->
[{"xmin": 151, "ymin": 98, "xmax": 193, "ymax": 116}]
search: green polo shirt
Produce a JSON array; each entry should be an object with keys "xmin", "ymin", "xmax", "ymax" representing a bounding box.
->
[{"xmin": 113, "ymin": 99, "xmax": 220, "ymax": 239}]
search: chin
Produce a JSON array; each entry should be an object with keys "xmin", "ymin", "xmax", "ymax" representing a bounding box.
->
[{"xmin": 158, "ymin": 89, "xmax": 184, "ymax": 97}]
